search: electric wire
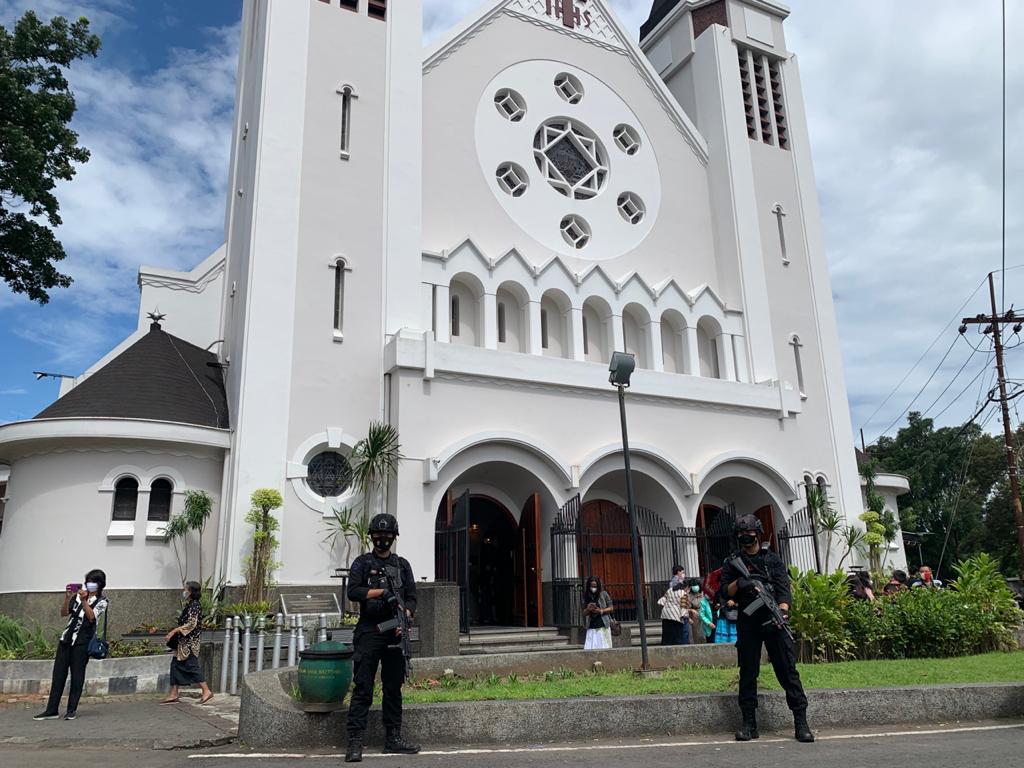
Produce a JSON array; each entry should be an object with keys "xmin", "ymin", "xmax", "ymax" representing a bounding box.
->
[
  {"xmin": 921, "ymin": 339, "xmax": 993, "ymax": 417},
  {"xmin": 930, "ymin": 353, "xmax": 995, "ymax": 422}
]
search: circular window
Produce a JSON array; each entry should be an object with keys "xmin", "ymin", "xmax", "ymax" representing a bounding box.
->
[
  {"xmin": 306, "ymin": 451, "xmax": 353, "ymax": 498},
  {"xmin": 613, "ymin": 124, "xmax": 642, "ymax": 156},
  {"xmin": 496, "ymin": 162, "xmax": 529, "ymax": 197},
  {"xmin": 617, "ymin": 192, "xmax": 646, "ymax": 224},
  {"xmin": 533, "ymin": 119, "xmax": 608, "ymax": 200},
  {"xmin": 560, "ymin": 215, "xmax": 591, "ymax": 249},
  {"xmin": 494, "ymin": 88, "xmax": 527, "ymax": 122},
  {"xmin": 554, "ymin": 72, "xmax": 584, "ymax": 104}
]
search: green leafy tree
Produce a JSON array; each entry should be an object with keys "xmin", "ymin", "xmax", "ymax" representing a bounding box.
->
[
  {"xmin": 243, "ymin": 489, "xmax": 283, "ymax": 605},
  {"xmin": 0, "ymin": 11, "xmax": 100, "ymax": 303},
  {"xmin": 859, "ymin": 511, "xmax": 885, "ymax": 572},
  {"xmin": 807, "ymin": 484, "xmax": 842, "ymax": 572},
  {"xmin": 162, "ymin": 490, "xmax": 214, "ymax": 584}
]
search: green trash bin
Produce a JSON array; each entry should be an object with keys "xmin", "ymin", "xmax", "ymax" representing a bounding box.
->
[{"xmin": 297, "ymin": 640, "xmax": 354, "ymax": 713}]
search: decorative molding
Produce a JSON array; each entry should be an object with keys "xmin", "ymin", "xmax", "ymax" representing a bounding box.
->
[
  {"xmin": 138, "ymin": 260, "xmax": 224, "ymax": 295},
  {"xmin": 11, "ymin": 447, "xmax": 223, "ymax": 463},
  {"xmin": 288, "ymin": 429, "xmax": 361, "ymax": 516}
]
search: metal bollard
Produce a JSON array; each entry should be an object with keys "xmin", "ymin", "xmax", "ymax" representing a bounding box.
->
[
  {"xmin": 229, "ymin": 615, "xmax": 241, "ymax": 695},
  {"xmin": 242, "ymin": 614, "xmax": 252, "ymax": 675},
  {"xmin": 271, "ymin": 613, "xmax": 283, "ymax": 669},
  {"xmin": 297, "ymin": 614, "xmax": 306, "ymax": 653},
  {"xmin": 256, "ymin": 617, "xmax": 266, "ymax": 672},
  {"xmin": 287, "ymin": 615, "xmax": 297, "ymax": 667},
  {"xmin": 318, "ymin": 613, "xmax": 328, "ymax": 643},
  {"xmin": 219, "ymin": 617, "xmax": 232, "ymax": 692}
]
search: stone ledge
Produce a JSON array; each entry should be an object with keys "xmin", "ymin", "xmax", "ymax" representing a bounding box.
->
[
  {"xmin": 238, "ymin": 667, "xmax": 1024, "ymax": 750},
  {"xmin": 0, "ymin": 654, "xmax": 172, "ymax": 696}
]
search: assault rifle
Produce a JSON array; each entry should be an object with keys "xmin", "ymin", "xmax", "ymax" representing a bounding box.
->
[
  {"xmin": 374, "ymin": 565, "xmax": 413, "ymax": 680},
  {"xmin": 728, "ymin": 555, "xmax": 795, "ymax": 642}
]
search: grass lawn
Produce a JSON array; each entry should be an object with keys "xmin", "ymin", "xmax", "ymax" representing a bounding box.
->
[{"xmin": 398, "ymin": 651, "xmax": 1024, "ymax": 704}]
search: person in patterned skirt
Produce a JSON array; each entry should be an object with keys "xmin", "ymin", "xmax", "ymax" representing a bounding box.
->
[{"xmin": 161, "ymin": 581, "xmax": 213, "ymax": 705}]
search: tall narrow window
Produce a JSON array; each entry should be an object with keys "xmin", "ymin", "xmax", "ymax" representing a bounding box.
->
[
  {"xmin": 773, "ymin": 204, "xmax": 788, "ymax": 263},
  {"xmin": 368, "ymin": 0, "xmax": 386, "ymax": 20},
  {"xmin": 112, "ymin": 477, "xmax": 139, "ymax": 521},
  {"xmin": 451, "ymin": 294, "xmax": 460, "ymax": 337},
  {"xmin": 790, "ymin": 335, "xmax": 805, "ymax": 396},
  {"xmin": 339, "ymin": 0, "xmax": 358, "ymax": 10},
  {"xmin": 338, "ymin": 86, "xmax": 353, "ymax": 159},
  {"xmin": 497, "ymin": 302, "xmax": 507, "ymax": 343},
  {"xmin": 541, "ymin": 309, "xmax": 549, "ymax": 349},
  {"xmin": 582, "ymin": 315, "xmax": 590, "ymax": 355},
  {"xmin": 147, "ymin": 479, "xmax": 173, "ymax": 522},
  {"xmin": 333, "ymin": 261, "xmax": 346, "ymax": 334}
]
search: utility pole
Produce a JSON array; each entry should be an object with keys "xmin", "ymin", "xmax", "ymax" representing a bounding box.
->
[{"xmin": 960, "ymin": 271, "xmax": 1024, "ymax": 577}]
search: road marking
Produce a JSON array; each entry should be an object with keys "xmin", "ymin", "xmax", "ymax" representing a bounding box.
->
[{"xmin": 189, "ymin": 722, "xmax": 1024, "ymax": 760}]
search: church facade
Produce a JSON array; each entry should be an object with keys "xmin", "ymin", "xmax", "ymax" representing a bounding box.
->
[{"xmin": 0, "ymin": 0, "xmax": 908, "ymax": 627}]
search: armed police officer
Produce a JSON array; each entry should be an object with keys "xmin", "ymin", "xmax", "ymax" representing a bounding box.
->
[
  {"xmin": 345, "ymin": 513, "xmax": 419, "ymax": 762},
  {"xmin": 720, "ymin": 514, "xmax": 814, "ymax": 744}
]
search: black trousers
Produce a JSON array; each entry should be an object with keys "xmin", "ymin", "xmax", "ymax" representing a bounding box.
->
[
  {"xmin": 736, "ymin": 619, "xmax": 808, "ymax": 713},
  {"xmin": 45, "ymin": 642, "xmax": 90, "ymax": 715},
  {"xmin": 346, "ymin": 629, "xmax": 404, "ymax": 736}
]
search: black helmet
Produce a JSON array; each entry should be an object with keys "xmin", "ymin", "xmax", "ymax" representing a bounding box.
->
[
  {"xmin": 370, "ymin": 513, "xmax": 399, "ymax": 535},
  {"xmin": 734, "ymin": 514, "xmax": 764, "ymax": 535}
]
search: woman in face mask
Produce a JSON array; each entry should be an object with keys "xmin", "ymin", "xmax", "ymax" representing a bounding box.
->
[
  {"xmin": 688, "ymin": 582, "xmax": 714, "ymax": 644},
  {"xmin": 657, "ymin": 581, "xmax": 690, "ymax": 645},
  {"xmin": 582, "ymin": 576, "xmax": 614, "ymax": 650},
  {"xmin": 161, "ymin": 582, "xmax": 213, "ymax": 705}
]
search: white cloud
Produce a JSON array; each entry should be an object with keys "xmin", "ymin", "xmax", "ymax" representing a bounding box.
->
[{"xmin": 0, "ymin": 389, "xmax": 27, "ymax": 396}]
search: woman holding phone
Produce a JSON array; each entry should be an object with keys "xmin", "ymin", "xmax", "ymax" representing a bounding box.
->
[{"xmin": 34, "ymin": 569, "xmax": 109, "ymax": 721}]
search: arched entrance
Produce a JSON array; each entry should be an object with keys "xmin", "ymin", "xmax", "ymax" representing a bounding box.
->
[
  {"xmin": 435, "ymin": 489, "xmax": 543, "ymax": 630},
  {"xmin": 698, "ymin": 473, "xmax": 788, "ymax": 575},
  {"xmin": 579, "ymin": 499, "xmax": 644, "ymax": 617}
]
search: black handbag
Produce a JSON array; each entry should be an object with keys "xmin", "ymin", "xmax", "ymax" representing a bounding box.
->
[{"xmin": 87, "ymin": 602, "xmax": 109, "ymax": 660}]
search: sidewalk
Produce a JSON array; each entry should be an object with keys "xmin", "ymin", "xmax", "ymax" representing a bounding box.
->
[{"xmin": 0, "ymin": 692, "xmax": 239, "ymax": 750}]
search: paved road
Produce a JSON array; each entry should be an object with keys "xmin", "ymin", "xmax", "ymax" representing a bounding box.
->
[{"xmin": 2, "ymin": 722, "xmax": 1023, "ymax": 768}]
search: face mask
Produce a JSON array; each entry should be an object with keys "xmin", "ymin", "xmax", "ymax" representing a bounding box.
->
[
  {"xmin": 373, "ymin": 536, "xmax": 394, "ymax": 551},
  {"xmin": 182, "ymin": 591, "xmax": 190, "ymax": 600},
  {"xmin": 85, "ymin": 582, "xmax": 99, "ymax": 593},
  {"xmin": 738, "ymin": 534, "xmax": 757, "ymax": 547},
  {"xmin": 590, "ymin": 587, "xmax": 598, "ymax": 594}
]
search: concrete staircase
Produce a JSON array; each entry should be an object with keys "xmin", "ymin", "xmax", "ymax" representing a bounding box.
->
[
  {"xmin": 459, "ymin": 626, "xmax": 580, "ymax": 655},
  {"xmin": 623, "ymin": 621, "xmax": 663, "ymax": 646}
]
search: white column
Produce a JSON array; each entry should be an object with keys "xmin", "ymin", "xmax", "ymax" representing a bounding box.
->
[
  {"xmin": 647, "ymin": 321, "xmax": 664, "ymax": 372},
  {"xmin": 717, "ymin": 333, "xmax": 737, "ymax": 381},
  {"xmin": 482, "ymin": 291, "xmax": 498, "ymax": 350},
  {"xmin": 420, "ymin": 283, "xmax": 434, "ymax": 338},
  {"xmin": 434, "ymin": 284, "xmax": 450, "ymax": 343},
  {"xmin": 527, "ymin": 300, "xmax": 543, "ymax": 355},
  {"xmin": 685, "ymin": 326, "xmax": 701, "ymax": 376},
  {"xmin": 570, "ymin": 307, "xmax": 585, "ymax": 361},
  {"xmin": 611, "ymin": 313, "xmax": 625, "ymax": 355},
  {"xmin": 733, "ymin": 335, "xmax": 751, "ymax": 383}
]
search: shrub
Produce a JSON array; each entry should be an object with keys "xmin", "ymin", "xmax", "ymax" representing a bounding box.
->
[
  {"xmin": 951, "ymin": 553, "xmax": 1024, "ymax": 651},
  {"xmin": 788, "ymin": 568, "xmax": 854, "ymax": 661},
  {"xmin": 0, "ymin": 614, "xmax": 55, "ymax": 660}
]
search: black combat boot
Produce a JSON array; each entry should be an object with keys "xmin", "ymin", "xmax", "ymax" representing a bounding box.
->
[
  {"xmin": 794, "ymin": 709, "xmax": 815, "ymax": 743},
  {"xmin": 344, "ymin": 732, "xmax": 364, "ymax": 763},
  {"xmin": 735, "ymin": 709, "xmax": 759, "ymax": 741},
  {"xmin": 384, "ymin": 728, "xmax": 421, "ymax": 755}
]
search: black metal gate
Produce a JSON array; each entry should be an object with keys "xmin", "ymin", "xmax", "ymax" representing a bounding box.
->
[
  {"xmin": 435, "ymin": 490, "xmax": 471, "ymax": 632},
  {"xmin": 778, "ymin": 506, "xmax": 821, "ymax": 573},
  {"xmin": 696, "ymin": 505, "xmax": 738, "ymax": 575}
]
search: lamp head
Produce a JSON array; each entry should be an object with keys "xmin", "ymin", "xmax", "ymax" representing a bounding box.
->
[{"xmin": 608, "ymin": 351, "xmax": 636, "ymax": 387}]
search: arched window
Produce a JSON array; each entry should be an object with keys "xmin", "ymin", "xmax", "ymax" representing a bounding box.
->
[
  {"xmin": 582, "ymin": 315, "xmax": 589, "ymax": 354},
  {"xmin": 772, "ymin": 203, "xmax": 788, "ymax": 263},
  {"xmin": 338, "ymin": 86, "xmax": 353, "ymax": 159},
  {"xmin": 497, "ymin": 302, "xmax": 507, "ymax": 344},
  {"xmin": 112, "ymin": 477, "xmax": 139, "ymax": 521},
  {"xmin": 147, "ymin": 479, "xmax": 173, "ymax": 522},
  {"xmin": 697, "ymin": 318, "xmax": 721, "ymax": 379},
  {"xmin": 790, "ymin": 334, "xmax": 806, "ymax": 396},
  {"xmin": 541, "ymin": 308, "xmax": 549, "ymax": 349},
  {"xmin": 332, "ymin": 258, "xmax": 347, "ymax": 336},
  {"xmin": 451, "ymin": 294, "xmax": 461, "ymax": 337}
]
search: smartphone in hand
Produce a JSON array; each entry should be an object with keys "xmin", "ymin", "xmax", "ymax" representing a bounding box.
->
[{"xmin": 66, "ymin": 583, "xmax": 82, "ymax": 593}]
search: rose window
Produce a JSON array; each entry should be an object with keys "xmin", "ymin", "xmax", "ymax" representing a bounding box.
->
[
  {"xmin": 533, "ymin": 119, "xmax": 608, "ymax": 200},
  {"xmin": 306, "ymin": 451, "xmax": 353, "ymax": 498}
]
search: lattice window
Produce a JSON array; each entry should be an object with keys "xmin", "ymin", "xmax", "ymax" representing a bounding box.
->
[
  {"xmin": 496, "ymin": 162, "xmax": 529, "ymax": 197},
  {"xmin": 737, "ymin": 45, "xmax": 789, "ymax": 150},
  {"xmin": 533, "ymin": 119, "xmax": 607, "ymax": 200},
  {"xmin": 307, "ymin": 452, "xmax": 354, "ymax": 498},
  {"xmin": 560, "ymin": 215, "xmax": 591, "ymax": 249},
  {"xmin": 368, "ymin": 0, "xmax": 386, "ymax": 20},
  {"xmin": 554, "ymin": 72, "xmax": 584, "ymax": 104},
  {"xmin": 613, "ymin": 124, "xmax": 641, "ymax": 156},
  {"xmin": 768, "ymin": 59, "xmax": 789, "ymax": 149},
  {"xmin": 112, "ymin": 477, "xmax": 139, "ymax": 521},
  {"xmin": 494, "ymin": 88, "xmax": 527, "ymax": 122},
  {"xmin": 738, "ymin": 49, "xmax": 757, "ymax": 140},
  {"xmin": 147, "ymin": 478, "xmax": 173, "ymax": 522},
  {"xmin": 617, "ymin": 192, "xmax": 645, "ymax": 225}
]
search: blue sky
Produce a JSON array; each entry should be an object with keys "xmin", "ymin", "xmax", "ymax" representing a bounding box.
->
[{"xmin": 0, "ymin": 0, "xmax": 1021, "ymax": 443}]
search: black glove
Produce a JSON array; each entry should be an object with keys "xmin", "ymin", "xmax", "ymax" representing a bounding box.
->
[
  {"xmin": 384, "ymin": 591, "xmax": 398, "ymax": 607},
  {"xmin": 736, "ymin": 577, "xmax": 756, "ymax": 595}
]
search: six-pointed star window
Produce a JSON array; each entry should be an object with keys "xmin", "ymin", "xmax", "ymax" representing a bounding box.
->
[{"xmin": 533, "ymin": 119, "xmax": 608, "ymax": 200}]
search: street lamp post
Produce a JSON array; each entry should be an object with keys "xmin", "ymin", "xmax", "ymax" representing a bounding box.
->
[{"xmin": 609, "ymin": 351, "xmax": 650, "ymax": 672}]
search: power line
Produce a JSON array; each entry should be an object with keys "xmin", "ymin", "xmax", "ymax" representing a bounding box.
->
[
  {"xmin": 921, "ymin": 339, "xmax": 993, "ymax": 417},
  {"xmin": 931, "ymin": 352, "xmax": 995, "ymax": 422}
]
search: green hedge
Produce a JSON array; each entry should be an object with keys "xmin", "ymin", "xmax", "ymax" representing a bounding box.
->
[{"xmin": 789, "ymin": 554, "xmax": 1023, "ymax": 662}]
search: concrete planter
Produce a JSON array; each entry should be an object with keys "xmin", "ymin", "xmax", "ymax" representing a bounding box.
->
[{"xmin": 0, "ymin": 652, "xmax": 173, "ymax": 696}]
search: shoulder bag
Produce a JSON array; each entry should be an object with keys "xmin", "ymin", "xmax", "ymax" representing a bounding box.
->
[{"xmin": 87, "ymin": 601, "xmax": 109, "ymax": 660}]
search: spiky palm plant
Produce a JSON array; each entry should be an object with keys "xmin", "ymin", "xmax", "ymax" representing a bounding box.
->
[{"xmin": 350, "ymin": 422, "xmax": 405, "ymax": 527}]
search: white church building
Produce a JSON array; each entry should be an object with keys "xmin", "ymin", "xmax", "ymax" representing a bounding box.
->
[{"xmin": 0, "ymin": 0, "xmax": 909, "ymax": 629}]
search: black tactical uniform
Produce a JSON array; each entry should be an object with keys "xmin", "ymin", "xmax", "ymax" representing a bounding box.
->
[
  {"xmin": 345, "ymin": 514, "xmax": 418, "ymax": 762},
  {"xmin": 720, "ymin": 514, "xmax": 813, "ymax": 743}
]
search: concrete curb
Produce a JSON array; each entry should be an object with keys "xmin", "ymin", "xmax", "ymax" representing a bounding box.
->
[
  {"xmin": 0, "ymin": 654, "xmax": 173, "ymax": 696},
  {"xmin": 238, "ymin": 669, "xmax": 1024, "ymax": 750}
]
